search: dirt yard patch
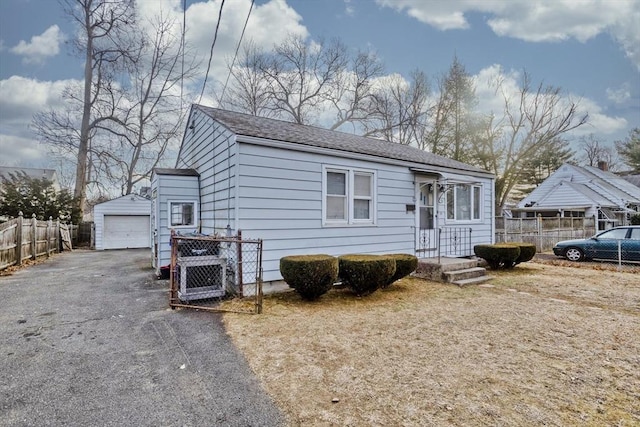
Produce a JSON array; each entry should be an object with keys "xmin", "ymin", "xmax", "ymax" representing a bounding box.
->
[{"xmin": 222, "ymin": 262, "xmax": 639, "ymax": 426}]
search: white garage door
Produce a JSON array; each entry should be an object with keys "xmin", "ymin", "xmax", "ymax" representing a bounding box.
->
[{"xmin": 103, "ymin": 215, "xmax": 150, "ymax": 249}]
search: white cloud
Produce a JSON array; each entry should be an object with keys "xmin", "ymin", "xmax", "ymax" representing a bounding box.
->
[
  {"xmin": 606, "ymin": 83, "xmax": 632, "ymax": 104},
  {"xmin": 0, "ymin": 134, "xmax": 44, "ymax": 167},
  {"xmin": 344, "ymin": 0, "xmax": 355, "ymax": 17},
  {"xmin": 0, "ymin": 76, "xmax": 72, "ymax": 123},
  {"xmin": 375, "ymin": 0, "xmax": 640, "ymax": 69},
  {"xmin": 10, "ymin": 25, "xmax": 65, "ymax": 65},
  {"xmin": 0, "ymin": 76, "xmax": 78, "ymax": 167}
]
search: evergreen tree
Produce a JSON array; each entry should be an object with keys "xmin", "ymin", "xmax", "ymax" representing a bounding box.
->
[
  {"xmin": 520, "ymin": 137, "xmax": 574, "ymax": 187},
  {"xmin": 615, "ymin": 128, "xmax": 640, "ymax": 171},
  {"xmin": 0, "ymin": 172, "xmax": 80, "ymax": 223}
]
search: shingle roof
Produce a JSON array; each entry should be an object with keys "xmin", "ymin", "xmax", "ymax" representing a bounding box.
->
[
  {"xmin": 195, "ymin": 105, "xmax": 491, "ymax": 176},
  {"xmin": 154, "ymin": 168, "xmax": 199, "ymax": 176}
]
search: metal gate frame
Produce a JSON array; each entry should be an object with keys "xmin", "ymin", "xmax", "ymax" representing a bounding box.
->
[{"xmin": 169, "ymin": 231, "xmax": 264, "ymax": 314}]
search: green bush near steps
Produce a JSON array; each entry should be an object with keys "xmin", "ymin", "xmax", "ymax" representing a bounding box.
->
[
  {"xmin": 279, "ymin": 254, "xmax": 339, "ymax": 301},
  {"xmin": 474, "ymin": 244, "xmax": 520, "ymax": 270},
  {"xmin": 383, "ymin": 253, "xmax": 418, "ymax": 287},
  {"xmin": 338, "ymin": 254, "xmax": 396, "ymax": 296},
  {"xmin": 503, "ymin": 242, "xmax": 537, "ymax": 266}
]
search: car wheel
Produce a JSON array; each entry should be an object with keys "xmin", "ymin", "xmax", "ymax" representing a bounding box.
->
[{"xmin": 564, "ymin": 247, "xmax": 584, "ymax": 262}]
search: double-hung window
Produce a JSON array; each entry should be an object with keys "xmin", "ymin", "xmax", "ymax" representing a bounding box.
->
[
  {"xmin": 324, "ymin": 166, "xmax": 375, "ymax": 225},
  {"xmin": 446, "ymin": 184, "xmax": 482, "ymax": 222},
  {"xmin": 169, "ymin": 201, "xmax": 197, "ymax": 228}
]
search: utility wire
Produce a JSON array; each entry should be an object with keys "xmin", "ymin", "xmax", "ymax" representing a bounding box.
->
[
  {"xmin": 219, "ymin": 0, "xmax": 254, "ymax": 104},
  {"xmin": 180, "ymin": 0, "xmax": 187, "ymax": 110},
  {"xmin": 198, "ymin": 0, "xmax": 226, "ymax": 105}
]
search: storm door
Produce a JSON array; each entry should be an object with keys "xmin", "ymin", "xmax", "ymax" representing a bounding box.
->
[{"xmin": 416, "ymin": 181, "xmax": 437, "ymax": 256}]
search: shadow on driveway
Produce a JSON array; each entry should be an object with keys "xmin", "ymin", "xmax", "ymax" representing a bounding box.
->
[{"xmin": 0, "ymin": 249, "xmax": 284, "ymax": 426}]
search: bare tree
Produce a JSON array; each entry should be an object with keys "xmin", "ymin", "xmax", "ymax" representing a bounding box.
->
[
  {"xmin": 33, "ymin": 0, "xmax": 137, "ymax": 218},
  {"xmin": 220, "ymin": 41, "xmax": 275, "ymax": 117},
  {"xmin": 260, "ymin": 35, "xmax": 349, "ymax": 125},
  {"xmin": 579, "ymin": 134, "xmax": 614, "ymax": 168},
  {"xmin": 92, "ymin": 14, "xmax": 199, "ymax": 195},
  {"xmin": 474, "ymin": 72, "xmax": 589, "ymax": 211},
  {"xmin": 363, "ymin": 70, "xmax": 430, "ymax": 146},
  {"xmin": 327, "ymin": 51, "xmax": 384, "ymax": 130},
  {"xmin": 35, "ymin": 2, "xmax": 196, "ymax": 203}
]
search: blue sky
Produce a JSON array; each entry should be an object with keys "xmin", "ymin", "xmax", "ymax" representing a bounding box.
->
[{"xmin": 1, "ymin": 0, "xmax": 639, "ymax": 170}]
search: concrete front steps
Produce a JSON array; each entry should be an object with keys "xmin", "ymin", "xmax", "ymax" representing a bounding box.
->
[{"xmin": 414, "ymin": 257, "xmax": 492, "ymax": 286}]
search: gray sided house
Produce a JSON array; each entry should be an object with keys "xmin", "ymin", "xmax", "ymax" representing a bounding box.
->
[
  {"xmin": 514, "ymin": 163, "xmax": 640, "ymax": 231},
  {"xmin": 152, "ymin": 105, "xmax": 496, "ymax": 282}
]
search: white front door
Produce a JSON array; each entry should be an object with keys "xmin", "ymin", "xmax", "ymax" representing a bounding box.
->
[{"xmin": 416, "ymin": 180, "xmax": 437, "ymax": 257}]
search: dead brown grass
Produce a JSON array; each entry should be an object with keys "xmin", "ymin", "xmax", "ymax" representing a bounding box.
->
[{"xmin": 222, "ymin": 263, "xmax": 640, "ymax": 426}]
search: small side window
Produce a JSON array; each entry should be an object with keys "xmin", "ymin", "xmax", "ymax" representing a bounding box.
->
[{"xmin": 169, "ymin": 201, "xmax": 197, "ymax": 227}]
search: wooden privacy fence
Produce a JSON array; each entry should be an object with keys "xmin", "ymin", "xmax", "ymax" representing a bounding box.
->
[
  {"xmin": 0, "ymin": 212, "xmax": 72, "ymax": 271},
  {"xmin": 495, "ymin": 216, "xmax": 597, "ymax": 252}
]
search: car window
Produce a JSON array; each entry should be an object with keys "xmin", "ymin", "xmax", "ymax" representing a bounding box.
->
[
  {"xmin": 598, "ymin": 228, "xmax": 628, "ymax": 239},
  {"xmin": 630, "ymin": 228, "xmax": 640, "ymax": 240}
]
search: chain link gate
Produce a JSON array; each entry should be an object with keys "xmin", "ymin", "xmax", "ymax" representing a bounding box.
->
[{"xmin": 169, "ymin": 231, "xmax": 264, "ymax": 314}]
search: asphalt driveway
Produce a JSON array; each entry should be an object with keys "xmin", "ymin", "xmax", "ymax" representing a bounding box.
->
[{"xmin": 0, "ymin": 249, "xmax": 284, "ymax": 427}]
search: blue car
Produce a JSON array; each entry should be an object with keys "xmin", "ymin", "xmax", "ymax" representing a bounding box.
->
[{"xmin": 553, "ymin": 226, "xmax": 640, "ymax": 262}]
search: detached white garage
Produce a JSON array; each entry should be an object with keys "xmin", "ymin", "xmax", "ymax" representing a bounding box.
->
[{"xmin": 94, "ymin": 195, "xmax": 151, "ymax": 250}]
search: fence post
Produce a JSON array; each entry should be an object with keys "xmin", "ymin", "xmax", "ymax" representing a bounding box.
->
[
  {"xmin": 15, "ymin": 212, "xmax": 23, "ymax": 266},
  {"xmin": 56, "ymin": 218, "xmax": 61, "ymax": 252},
  {"xmin": 617, "ymin": 240, "xmax": 622, "ymax": 269},
  {"xmin": 236, "ymin": 230, "xmax": 244, "ymax": 297},
  {"xmin": 46, "ymin": 217, "xmax": 52, "ymax": 257},
  {"xmin": 537, "ymin": 214, "xmax": 542, "ymax": 252},
  {"xmin": 31, "ymin": 213, "xmax": 37, "ymax": 260}
]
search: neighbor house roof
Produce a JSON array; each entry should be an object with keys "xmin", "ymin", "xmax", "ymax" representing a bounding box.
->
[
  {"xmin": 516, "ymin": 163, "xmax": 640, "ymax": 211},
  {"xmin": 0, "ymin": 166, "xmax": 60, "ymax": 190},
  {"xmin": 153, "ymin": 168, "xmax": 199, "ymax": 176},
  {"xmin": 194, "ymin": 105, "xmax": 492, "ymax": 177}
]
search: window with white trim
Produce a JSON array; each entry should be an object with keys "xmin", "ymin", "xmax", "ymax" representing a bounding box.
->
[
  {"xmin": 446, "ymin": 184, "xmax": 482, "ymax": 221},
  {"xmin": 169, "ymin": 201, "xmax": 197, "ymax": 227},
  {"xmin": 323, "ymin": 167, "xmax": 375, "ymax": 225}
]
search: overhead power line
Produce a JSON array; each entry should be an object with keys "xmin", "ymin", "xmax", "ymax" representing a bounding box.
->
[
  {"xmin": 219, "ymin": 0, "xmax": 255, "ymax": 103},
  {"xmin": 198, "ymin": 0, "xmax": 226, "ymax": 105}
]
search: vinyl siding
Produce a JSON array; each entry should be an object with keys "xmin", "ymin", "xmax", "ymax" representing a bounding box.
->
[
  {"xmin": 152, "ymin": 173, "xmax": 199, "ymax": 273},
  {"xmin": 178, "ymin": 110, "xmax": 236, "ymax": 235},
  {"xmin": 235, "ymin": 142, "xmax": 493, "ymax": 282}
]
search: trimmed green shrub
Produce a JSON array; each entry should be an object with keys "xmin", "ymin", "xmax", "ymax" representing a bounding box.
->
[
  {"xmin": 383, "ymin": 253, "xmax": 418, "ymax": 287},
  {"xmin": 504, "ymin": 242, "xmax": 537, "ymax": 266},
  {"xmin": 338, "ymin": 254, "xmax": 396, "ymax": 296},
  {"xmin": 280, "ymin": 254, "xmax": 339, "ymax": 300},
  {"xmin": 474, "ymin": 244, "xmax": 520, "ymax": 270},
  {"xmin": 631, "ymin": 214, "xmax": 640, "ymax": 225}
]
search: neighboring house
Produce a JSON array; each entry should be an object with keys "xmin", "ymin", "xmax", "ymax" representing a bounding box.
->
[
  {"xmin": 0, "ymin": 166, "xmax": 60, "ymax": 191},
  {"xmin": 151, "ymin": 105, "xmax": 496, "ymax": 282},
  {"xmin": 513, "ymin": 163, "xmax": 640, "ymax": 231},
  {"xmin": 94, "ymin": 195, "xmax": 152, "ymax": 250}
]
